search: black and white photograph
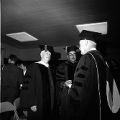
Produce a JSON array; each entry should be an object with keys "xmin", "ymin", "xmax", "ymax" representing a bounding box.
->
[{"xmin": 0, "ymin": 0, "xmax": 120, "ymax": 120}]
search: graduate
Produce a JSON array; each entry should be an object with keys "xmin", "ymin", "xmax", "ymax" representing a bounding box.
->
[
  {"xmin": 20, "ymin": 45, "xmax": 54, "ymax": 120},
  {"xmin": 67, "ymin": 22, "xmax": 115, "ymax": 120}
]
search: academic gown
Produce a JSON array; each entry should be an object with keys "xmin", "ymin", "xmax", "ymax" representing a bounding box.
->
[
  {"xmin": 20, "ymin": 63, "xmax": 54, "ymax": 120},
  {"xmin": 68, "ymin": 50, "xmax": 113, "ymax": 120},
  {"xmin": 56, "ymin": 61, "xmax": 78, "ymax": 119}
]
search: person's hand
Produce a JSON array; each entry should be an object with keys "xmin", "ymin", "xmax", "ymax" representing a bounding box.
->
[
  {"xmin": 64, "ymin": 80, "xmax": 72, "ymax": 88},
  {"xmin": 30, "ymin": 105, "xmax": 37, "ymax": 112}
]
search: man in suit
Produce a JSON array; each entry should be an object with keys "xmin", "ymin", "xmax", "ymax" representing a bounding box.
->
[{"xmin": 1, "ymin": 54, "xmax": 23, "ymax": 120}]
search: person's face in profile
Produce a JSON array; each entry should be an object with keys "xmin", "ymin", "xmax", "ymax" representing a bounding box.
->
[
  {"xmin": 79, "ymin": 39, "xmax": 88, "ymax": 55},
  {"xmin": 41, "ymin": 50, "xmax": 51, "ymax": 63},
  {"xmin": 67, "ymin": 51, "xmax": 76, "ymax": 63}
]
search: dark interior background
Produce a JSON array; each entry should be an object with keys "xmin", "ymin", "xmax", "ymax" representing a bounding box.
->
[
  {"xmin": 2, "ymin": 0, "xmax": 112, "ymax": 48},
  {"xmin": 1, "ymin": 0, "xmax": 120, "ymax": 65}
]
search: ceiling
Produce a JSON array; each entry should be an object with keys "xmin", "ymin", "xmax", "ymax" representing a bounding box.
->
[{"xmin": 1, "ymin": 0, "xmax": 111, "ymax": 49}]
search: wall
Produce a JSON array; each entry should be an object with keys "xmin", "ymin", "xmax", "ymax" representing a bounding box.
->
[
  {"xmin": 1, "ymin": 43, "xmax": 120, "ymax": 65},
  {"xmin": 1, "ymin": 43, "xmax": 67, "ymax": 62},
  {"xmin": 2, "ymin": 44, "xmax": 20, "ymax": 58}
]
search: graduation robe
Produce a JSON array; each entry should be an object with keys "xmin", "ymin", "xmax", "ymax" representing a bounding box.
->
[
  {"xmin": 20, "ymin": 63, "xmax": 54, "ymax": 120},
  {"xmin": 68, "ymin": 50, "xmax": 113, "ymax": 120},
  {"xmin": 55, "ymin": 61, "xmax": 78, "ymax": 119}
]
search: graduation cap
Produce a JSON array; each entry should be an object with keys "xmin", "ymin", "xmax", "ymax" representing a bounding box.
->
[
  {"xmin": 65, "ymin": 45, "xmax": 79, "ymax": 53},
  {"xmin": 79, "ymin": 30, "xmax": 102, "ymax": 43},
  {"xmin": 39, "ymin": 45, "xmax": 54, "ymax": 53},
  {"xmin": 76, "ymin": 22, "xmax": 108, "ymax": 43},
  {"xmin": 39, "ymin": 44, "xmax": 61, "ymax": 60}
]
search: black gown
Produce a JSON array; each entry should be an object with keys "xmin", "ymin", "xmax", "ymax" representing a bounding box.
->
[
  {"xmin": 68, "ymin": 50, "xmax": 113, "ymax": 120},
  {"xmin": 20, "ymin": 63, "xmax": 54, "ymax": 120},
  {"xmin": 56, "ymin": 61, "xmax": 78, "ymax": 119}
]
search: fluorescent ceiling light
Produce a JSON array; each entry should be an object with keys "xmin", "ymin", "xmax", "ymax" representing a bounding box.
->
[
  {"xmin": 76, "ymin": 22, "xmax": 107, "ymax": 34},
  {"xmin": 6, "ymin": 32, "xmax": 38, "ymax": 42}
]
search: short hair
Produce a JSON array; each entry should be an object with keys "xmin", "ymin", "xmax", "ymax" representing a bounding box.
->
[{"xmin": 9, "ymin": 54, "xmax": 18, "ymax": 63}]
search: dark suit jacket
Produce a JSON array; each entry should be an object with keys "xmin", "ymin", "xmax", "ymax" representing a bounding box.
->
[{"xmin": 1, "ymin": 63, "xmax": 23, "ymax": 103}]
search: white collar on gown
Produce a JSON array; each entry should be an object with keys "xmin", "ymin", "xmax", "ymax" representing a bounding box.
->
[{"xmin": 35, "ymin": 60, "xmax": 49, "ymax": 68}]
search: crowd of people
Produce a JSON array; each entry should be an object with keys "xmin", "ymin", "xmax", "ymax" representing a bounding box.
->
[{"xmin": 1, "ymin": 30, "xmax": 120, "ymax": 120}]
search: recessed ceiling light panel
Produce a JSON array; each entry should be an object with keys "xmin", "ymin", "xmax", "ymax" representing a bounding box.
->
[
  {"xmin": 6, "ymin": 32, "xmax": 38, "ymax": 42},
  {"xmin": 76, "ymin": 22, "xmax": 107, "ymax": 34}
]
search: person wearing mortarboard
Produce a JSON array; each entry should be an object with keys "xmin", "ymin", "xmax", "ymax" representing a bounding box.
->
[
  {"xmin": 65, "ymin": 22, "xmax": 117, "ymax": 120},
  {"xmin": 20, "ymin": 45, "xmax": 54, "ymax": 120},
  {"xmin": 55, "ymin": 45, "xmax": 81, "ymax": 119}
]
